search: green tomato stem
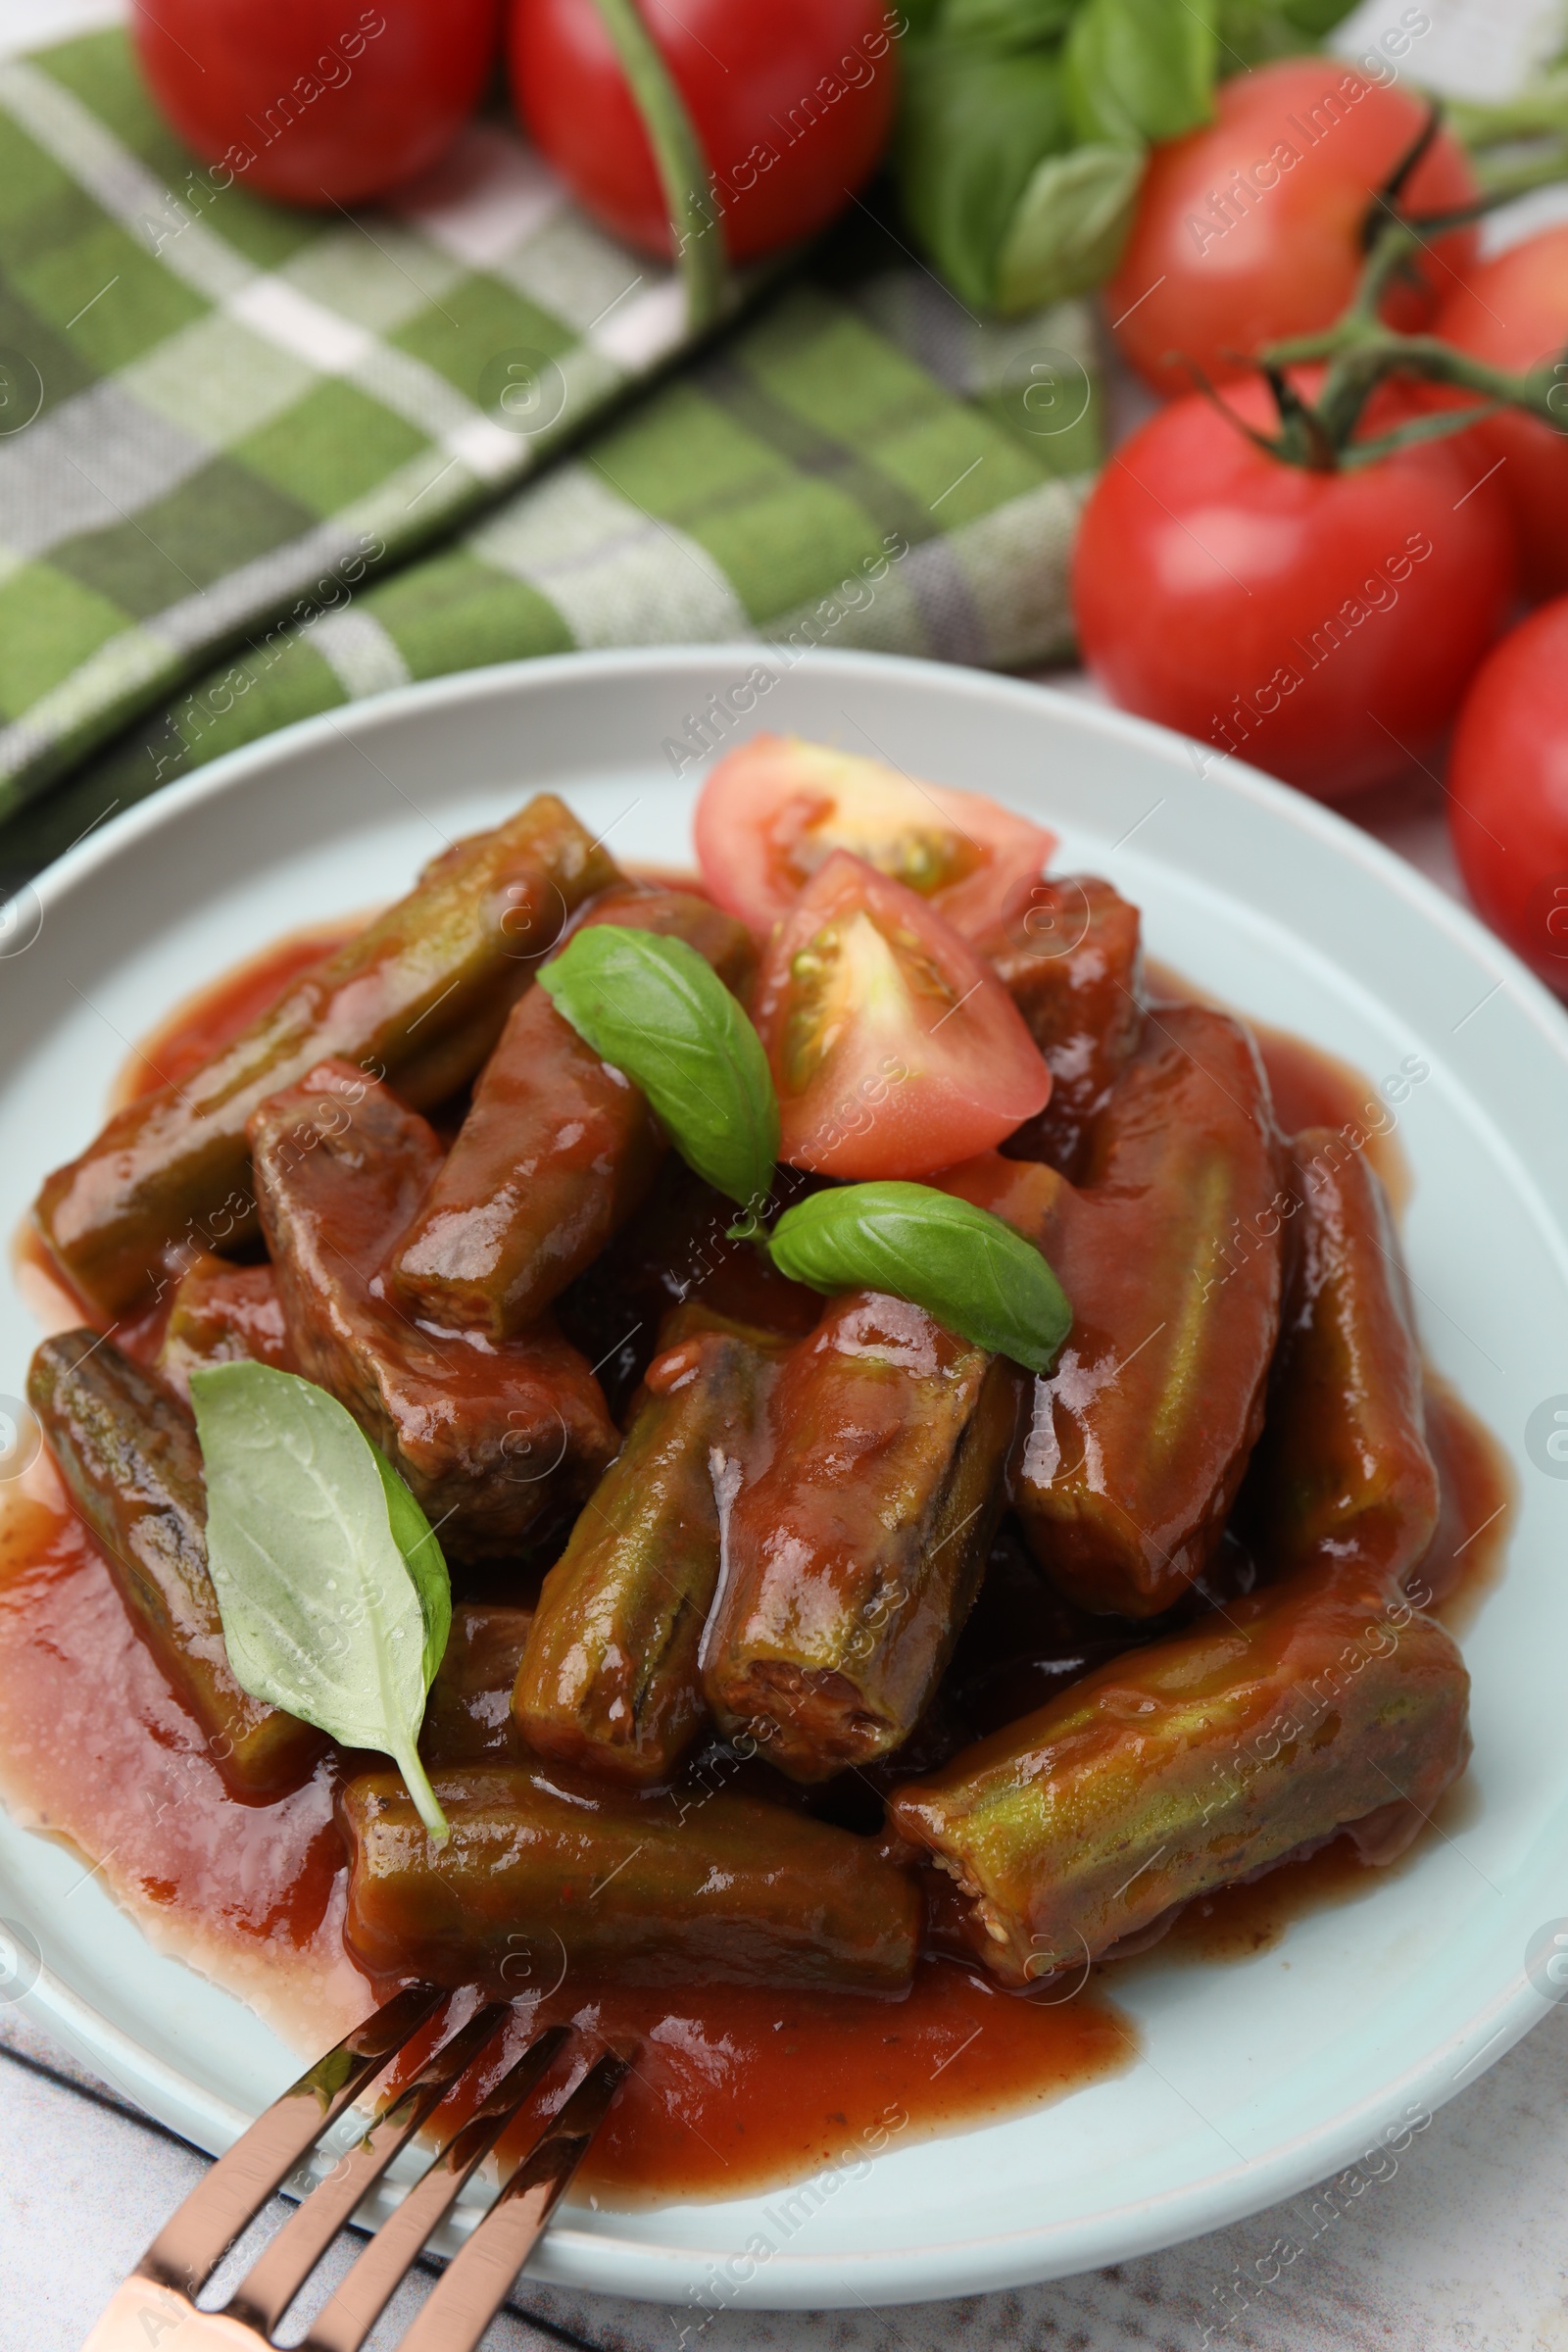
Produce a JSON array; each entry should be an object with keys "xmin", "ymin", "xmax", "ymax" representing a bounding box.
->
[
  {"xmin": 582, "ymin": 0, "xmax": 729, "ymax": 330},
  {"xmin": 1438, "ymin": 70, "xmax": 1568, "ymax": 194},
  {"xmin": 1227, "ymin": 213, "xmax": 1568, "ymax": 469},
  {"xmin": 1443, "ymin": 72, "xmax": 1568, "ymax": 148}
]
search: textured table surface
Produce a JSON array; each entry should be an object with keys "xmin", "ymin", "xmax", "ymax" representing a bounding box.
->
[{"xmin": 4, "ymin": 0, "xmax": 1568, "ymax": 2345}]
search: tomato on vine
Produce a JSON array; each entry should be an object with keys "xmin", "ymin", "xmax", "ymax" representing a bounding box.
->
[
  {"xmin": 510, "ymin": 0, "xmax": 898, "ymax": 266},
  {"xmin": 131, "ymin": 0, "xmax": 501, "ymax": 206},
  {"xmin": 1446, "ymin": 600, "xmax": 1568, "ymax": 997},
  {"xmin": 1072, "ymin": 369, "xmax": 1515, "ymax": 800},
  {"xmin": 1434, "ymin": 226, "xmax": 1568, "ymax": 603},
  {"xmin": 1105, "ymin": 56, "xmax": 1479, "ymax": 396}
]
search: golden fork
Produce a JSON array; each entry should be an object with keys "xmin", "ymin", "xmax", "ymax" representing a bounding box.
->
[{"xmin": 78, "ymin": 1984, "xmax": 628, "ymax": 2352}]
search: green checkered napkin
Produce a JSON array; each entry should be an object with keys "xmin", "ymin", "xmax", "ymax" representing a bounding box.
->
[{"xmin": 0, "ymin": 26, "xmax": 1100, "ymax": 877}]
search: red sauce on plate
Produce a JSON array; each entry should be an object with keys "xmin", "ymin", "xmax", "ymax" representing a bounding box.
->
[{"xmin": 0, "ymin": 911, "xmax": 1510, "ymax": 2198}]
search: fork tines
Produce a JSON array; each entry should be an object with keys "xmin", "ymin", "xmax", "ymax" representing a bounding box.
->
[{"xmin": 80, "ymin": 1987, "xmax": 629, "ymax": 2352}]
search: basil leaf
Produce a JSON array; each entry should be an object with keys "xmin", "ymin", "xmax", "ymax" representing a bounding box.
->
[
  {"xmin": 1063, "ymin": 0, "xmax": 1216, "ymax": 146},
  {"xmin": 936, "ymin": 0, "xmax": 1078, "ymax": 51},
  {"xmin": 189, "ymin": 1362, "xmax": 452, "ymax": 1841},
  {"xmin": 371, "ymin": 1446, "xmax": 451, "ymax": 1691},
  {"xmin": 1215, "ymin": 0, "xmax": 1355, "ymax": 61},
  {"xmin": 538, "ymin": 925, "xmax": 779, "ymax": 1213},
  {"xmin": 895, "ymin": 44, "xmax": 1072, "ymax": 310},
  {"xmin": 1276, "ymin": 0, "xmax": 1359, "ymax": 32},
  {"xmin": 766, "ymin": 1181, "xmax": 1071, "ymax": 1373},
  {"xmin": 996, "ymin": 141, "xmax": 1147, "ymax": 311}
]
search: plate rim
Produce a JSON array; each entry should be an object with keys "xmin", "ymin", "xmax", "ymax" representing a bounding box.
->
[{"xmin": 7, "ymin": 643, "xmax": 1566, "ymax": 2308}]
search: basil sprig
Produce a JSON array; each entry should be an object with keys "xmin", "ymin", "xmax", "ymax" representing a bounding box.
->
[
  {"xmin": 189, "ymin": 1363, "xmax": 452, "ymax": 1841},
  {"xmin": 540, "ymin": 924, "xmax": 1071, "ymax": 1372},
  {"xmin": 538, "ymin": 925, "xmax": 779, "ymax": 1214},
  {"xmin": 768, "ymin": 1181, "xmax": 1072, "ymax": 1375}
]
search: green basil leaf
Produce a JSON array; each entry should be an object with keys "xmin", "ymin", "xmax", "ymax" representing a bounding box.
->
[
  {"xmin": 1063, "ymin": 0, "xmax": 1216, "ymax": 146},
  {"xmin": 995, "ymin": 141, "xmax": 1147, "ymax": 311},
  {"xmin": 895, "ymin": 44, "xmax": 1071, "ymax": 310},
  {"xmin": 371, "ymin": 1446, "xmax": 451, "ymax": 1690},
  {"xmin": 538, "ymin": 925, "xmax": 779, "ymax": 1213},
  {"xmin": 766, "ymin": 1181, "xmax": 1071, "ymax": 1373},
  {"xmin": 188, "ymin": 1361, "xmax": 452, "ymax": 1840},
  {"xmin": 935, "ymin": 0, "xmax": 1078, "ymax": 52},
  {"xmin": 1277, "ymin": 0, "xmax": 1359, "ymax": 32},
  {"xmin": 1214, "ymin": 0, "xmax": 1356, "ymax": 61}
]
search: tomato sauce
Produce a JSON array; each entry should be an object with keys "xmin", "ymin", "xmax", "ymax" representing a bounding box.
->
[
  {"xmin": 0, "ymin": 1485, "xmax": 365, "ymax": 2049},
  {"xmin": 0, "ymin": 911, "xmax": 1512, "ymax": 2201}
]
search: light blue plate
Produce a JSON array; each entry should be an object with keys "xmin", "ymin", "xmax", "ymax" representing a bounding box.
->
[{"xmin": 1, "ymin": 647, "xmax": 1563, "ymax": 2308}]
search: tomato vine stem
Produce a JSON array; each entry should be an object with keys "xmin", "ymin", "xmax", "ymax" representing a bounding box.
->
[
  {"xmin": 1179, "ymin": 212, "xmax": 1568, "ymax": 473},
  {"xmin": 582, "ymin": 0, "xmax": 729, "ymax": 329},
  {"xmin": 1444, "ymin": 68, "xmax": 1568, "ymax": 199}
]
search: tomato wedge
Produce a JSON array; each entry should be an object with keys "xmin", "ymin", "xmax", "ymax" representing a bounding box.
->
[
  {"xmin": 694, "ymin": 735, "xmax": 1054, "ymax": 944},
  {"xmin": 754, "ymin": 853, "xmax": 1052, "ymax": 1180}
]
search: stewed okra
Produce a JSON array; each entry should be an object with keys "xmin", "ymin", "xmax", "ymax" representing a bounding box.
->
[
  {"xmin": 26, "ymin": 1334, "xmax": 324, "ymax": 1798},
  {"xmin": 35, "ymin": 795, "xmax": 618, "ymax": 1317},
  {"xmin": 23, "ymin": 752, "xmax": 1478, "ymax": 2006}
]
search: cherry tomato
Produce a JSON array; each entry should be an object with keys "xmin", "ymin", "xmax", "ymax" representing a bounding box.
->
[
  {"xmin": 1433, "ymin": 228, "xmax": 1568, "ymax": 604},
  {"xmin": 752, "ymin": 852, "xmax": 1051, "ymax": 1179},
  {"xmin": 509, "ymin": 0, "xmax": 898, "ymax": 265},
  {"xmin": 694, "ymin": 734, "xmax": 1054, "ymax": 945},
  {"xmin": 131, "ymin": 1, "xmax": 501, "ymax": 207},
  {"xmin": 1446, "ymin": 600, "xmax": 1568, "ymax": 996},
  {"xmin": 1071, "ymin": 372, "xmax": 1516, "ymax": 801},
  {"xmin": 1105, "ymin": 58, "xmax": 1480, "ymax": 397}
]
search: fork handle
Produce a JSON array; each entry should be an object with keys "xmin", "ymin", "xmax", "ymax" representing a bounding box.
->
[{"xmin": 80, "ymin": 2277, "xmax": 261, "ymax": 2350}]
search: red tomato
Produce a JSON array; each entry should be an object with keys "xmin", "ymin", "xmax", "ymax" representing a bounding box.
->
[
  {"xmin": 131, "ymin": 1, "xmax": 500, "ymax": 207},
  {"xmin": 1446, "ymin": 600, "xmax": 1568, "ymax": 996},
  {"xmin": 753, "ymin": 852, "xmax": 1051, "ymax": 1179},
  {"xmin": 1071, "ymin": 373, "xmax": 1516, "ymax": 801},
  {"xmin": 1105, "ymin": 58, "xmax": 1480, "ymax": 396},
  {"xmin": 1434, "ymin": 228, "xmax": 1568, "ymax": 603},
  {"xmin": 509, "ymin": 0, "xmax": 898, "ymax": 264},
  {"xmin": 694, "ymin": 734, "xmax": 1055, "ymax": 944}
]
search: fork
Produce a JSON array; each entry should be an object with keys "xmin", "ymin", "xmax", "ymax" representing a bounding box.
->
[{"xmin": 78, "ymin": 1984, "xmax": 630, "ymax": 2352}]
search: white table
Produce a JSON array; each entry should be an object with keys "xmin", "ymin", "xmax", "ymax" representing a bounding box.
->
[{"xmin": 4, "ymin": 0, "xmax": 1567, "ymax": 2343}]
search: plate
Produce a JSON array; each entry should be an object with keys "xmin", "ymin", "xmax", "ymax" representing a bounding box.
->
[{"xmin": 1, "ymin": 646, "xmax": 1565, "ymax": 2311}]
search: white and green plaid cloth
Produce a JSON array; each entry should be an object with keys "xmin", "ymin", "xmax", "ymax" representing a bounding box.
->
[{"xmin": 0, "ymin": 25, "xmax": 1100, "ymax": 875}]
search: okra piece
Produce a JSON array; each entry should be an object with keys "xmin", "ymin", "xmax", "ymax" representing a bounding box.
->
[
  {"xmin": 34, "ymin": 795, "xmax": 620, "ymax": 1316},
  {"xmin": 340, "ymin": 1763, "xmax": 920, "ymax": 1992},
  {"xmin": 702, "ymin": 1293, "xmax": 1022, "ymax": 1783},
  {"xmin": 156, "ymin": 1252, "xmax": 296, "ymax": 1406},
  {"xmin": 889, "ymin": 1557, "xmax": 1470, "ymax": 1986},
  {"xmin": 1249, "ymin": 1128, "xmax": 1440, "ymax": 1587},
  {"xmin": 515, "ymin": 1307, "xmax": 788, "ymax": 1787},
  {"xmin": 394, "ymin": 888, "xmax": 756, "ymax": 1339},
  {"xmin": 555, "ymin": 1154, "xmax": 824, "ymax": 1418},
  {"xmin": 986, "ymin": 874, "xmax": 1144, "ymax": 1179},
  {"xmin": 1016, "ymin": 1004, "xmax": 1284, "ymax": 1617},
  {"xmin": 26, "ymin": 1332, "xmax": 324, "ymax": 1798},
  {"xmin": 419, "ymin": 1602, "xmax": 535, "ymax": 1769},
  {"xmin": 250, "ymin": 1061, "xmax": 618, "ymax": 1558}
]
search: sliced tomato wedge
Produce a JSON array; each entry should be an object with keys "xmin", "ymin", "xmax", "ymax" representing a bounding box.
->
[
  {"xmin": 694, "ymin": 734, "xmax": 1054, "ymax": 944},
  {"xmin": 753, "ymin": 853, "xmax": 1052, "ymax": 1180}
]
